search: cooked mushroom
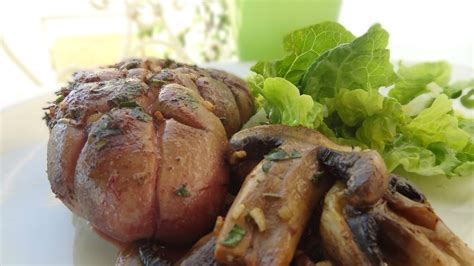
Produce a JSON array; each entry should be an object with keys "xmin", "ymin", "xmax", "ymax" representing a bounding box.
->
[
  {"xmin": 319, "ymin": 182, "xmax": 383, "ymax": 266},
  {"xmin": 373, "ymin": 175, "xmax": 474, "ymax": 266},
  {"xmin": 226, "ymin": 125, "xmax": 355, "ymax": 190},
  {"xmin": 215, "ymin": 126, "xmax": 346, "ymax": 265},
  {"xmin": 318, "ymin": 174, "xmax": 474, "ymax": 266},
  {"xmin": 216, "ymin": 125, "xmax": 358, "ymax": 264},
  {"xmin": 317, "ymin": 147, "xmax": 389, "ymax": 207},
  {"xmin": 215, "ymin": 140, "xmax": 333, "ymax": 265},
  {"xmin": 216, "ymin": 125, "xmax": 393, "ymax": 265}
]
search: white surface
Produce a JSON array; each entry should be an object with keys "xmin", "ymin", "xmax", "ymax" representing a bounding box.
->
[
  {"xmin": 0, "ymin": 63, "xmax": 473, "ymax": 265},
  {"xmin": 339, "ymin": 0, "xmax": 474, "ymax": 68}
]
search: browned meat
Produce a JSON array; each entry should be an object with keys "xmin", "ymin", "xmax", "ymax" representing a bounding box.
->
[{"xmin": 44, "ymin": 58, "xmax": 254, "ymax": 245}]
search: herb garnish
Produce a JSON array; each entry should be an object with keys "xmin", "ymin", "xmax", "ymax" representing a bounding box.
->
[
  {"xmin": 265, "ymin": 148, "xmax": 302, "ymax": 161},
  {"xmin": 87, "ymin": 115, "xmax": 121, "ymax": 149},
  {"xmin": 54, "ymin": 95, "xmax": 65, "ymax": 104},
  {"xmin": 175, "ymin": 184, "xmax": 191, "ymax": 197},
  {"xmin": 220, "ymin": 224, "xmax": 246, "ymax": 247},
  {"xmin": 108, "ymin": 96, "xmax": 140, "ymax": 108},
  {"xmin": 130, "ymin": 108, "xmax": 153, "ymax": 122},
  {"xmin": 261, "ymin": 148, "xmax": 302, "ymax": 172}
]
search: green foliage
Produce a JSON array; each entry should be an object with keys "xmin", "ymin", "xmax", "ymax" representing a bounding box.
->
[{"xmin": 248, "ymin": 21, "xmax": 473, "ymax": 177}]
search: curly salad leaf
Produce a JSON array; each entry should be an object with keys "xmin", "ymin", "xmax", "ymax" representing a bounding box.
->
[
  {"xmin": 248, "ymin": 21, "xmax": 474, "ymax": 178},
  {"xmin": 252, "ymin": 22, "xmax": 355, "ymax": 84}
]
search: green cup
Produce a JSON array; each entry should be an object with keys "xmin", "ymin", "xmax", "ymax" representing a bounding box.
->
[{"xmin": 229, "ymin": 0, "xmax": 343, "ymax": 61}]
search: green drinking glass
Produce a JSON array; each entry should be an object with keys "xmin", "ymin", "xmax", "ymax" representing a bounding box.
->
[{"xmin": 229, "ymin": 0, "xmax": 343, "ymax": 61}]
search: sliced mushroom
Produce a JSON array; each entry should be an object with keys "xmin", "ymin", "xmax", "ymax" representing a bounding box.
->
[
  {"xmin": 384, "ymin": 175, "xmax": 437, "ymax": 230},
  {"xmin": 227, "ymin": 125, "xmax": 354, "ymax": 191},
  {"xmin": 228, "ymin": 125, "xmax": 353, "ymax": 163},
  {"xmin": 214, "ymin": 140, "xmax": 333, "ymax": 266},
  {"xmin": 219, "ymin": 125, "xmax": 392, "ymax": 265},
  {"xmin": 373, "ymin": 175, "xmax": 474, "ymax": 266},
  {"xmin": 317, "ymin": 147, "xmax": 389, "ymax": 207},
  {"xmin": 320, "ymin": 182, "xmax": 383, "ymax": 266},
  {"xmin": 375, "ymin": 204, "xmax": 459, "ymax": 266}
]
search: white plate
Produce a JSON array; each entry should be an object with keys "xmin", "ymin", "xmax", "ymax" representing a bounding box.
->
[{"xmin": 1, "ymin": 63, "xmax": 473, "ymax": 265}]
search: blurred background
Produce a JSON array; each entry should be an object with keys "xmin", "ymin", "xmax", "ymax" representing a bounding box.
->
[{"xmin": 0, "ymin": 0, "xmax": 473, "ymax": 110}]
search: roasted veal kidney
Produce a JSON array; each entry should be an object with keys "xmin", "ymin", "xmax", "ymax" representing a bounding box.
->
[{"xmin": 44, "ymin": 58, "xmax": 254, "ymax": 245}]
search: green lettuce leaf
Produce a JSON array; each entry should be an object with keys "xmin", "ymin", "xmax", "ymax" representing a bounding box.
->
[
  {"xmin": 259, "ymin": 77, "xmax": 324, "ymax": 128},
  {"xmin": 460, "ymin": 88, "xmax": 474, "ymax": 109},
  {"xmin": 252, "ymin": 22, "xmax": 355, "ymax": 84},
  {"xmin": 444, "ymin": 79, "xmax": 474, "ymax": 99},
  {"xmin": 247, "ymin": 74, "xmax": 265, "ymax": 109},
  {"xmin": 356, "ymin": 115, "xmax": 397, "ymax": 152},
  {"xmin": 458, "ymin": 117, "xmax": 474, "ymax": 141},
  {"xmin": 428, "ymin": 142, "xmax": 463, "ymax": 176},
  {"xmin": 383, "ymin": 137, "xmax": 462, "ymax": 176},
  {"xmin": 453, "ymin": 161, "xmax": 474, "ymax": 176},
  {"xmin": 355, "ymin": 98, "xmax": 407, "ymax": 152},
  {"xmin": 405, "ymin": 94, "xmax": 469, "ymax": 151},
  {"xmin": 384, "ymin": 140, "xmax": 445, "ymax": 176},
  {"xmin": 301, "ymin": 24, "xmax": 395, "ymax": 100},
  {"xmin": 329, "ymin": 89, "xmax": 385, "ymax": 126},
  {"xmin": 389, "ymin": 61, "xmax": 451, "ymax": 104},
  {"xmin": 384, "ymin": 137, "xmax": 471, "ymax": 177},
  {"xmin": 247, "ymin": 21, "xmax": 472, "ymax": 178}
]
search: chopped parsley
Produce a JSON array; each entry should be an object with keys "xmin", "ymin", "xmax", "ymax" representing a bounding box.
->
[
  {"xmin": 220, "ymin": 224, "xmax": 246, "ymax": 247},
  {"xmin": 108, "ymin": 96, "xmax": 139, "ymax": 108},
  {"xmin": 130, "ymin": 108, "xmax": 153, "ymax": 122},
  {"xmin": 262, "ymin": 148, "xmax": 302, "ymax": 172},
  {"xmin": 175, "ymin": 184, "xmax": 191, "ymax": 197},
  {"xmin": 42, "ymin": 112, "xmax": 53, "ymax": 128},
  {"xmin": 54, "ymin": 95, "xmax": 65, "ymax": 104},
  {"xmin": 87, "ymin": 115, "xmax": 121, "ymax": 149},
  {"xmin": 149, "ymin": 79, "xmax": 166, "ymax": 86},
  {"xmin": 289, "ymin": 149, "xmax": 301, "ymax": 158},
  {"xmin": 123, "ymin": 79, "xmax": 147, "ymax": 96},
  {"xmin": 94, "ymin": 139, "xmax": 109, "ymax": 150},
  {"xmin": 265, "ymin": 148, "xmax": 302, "ymax": 161}
]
